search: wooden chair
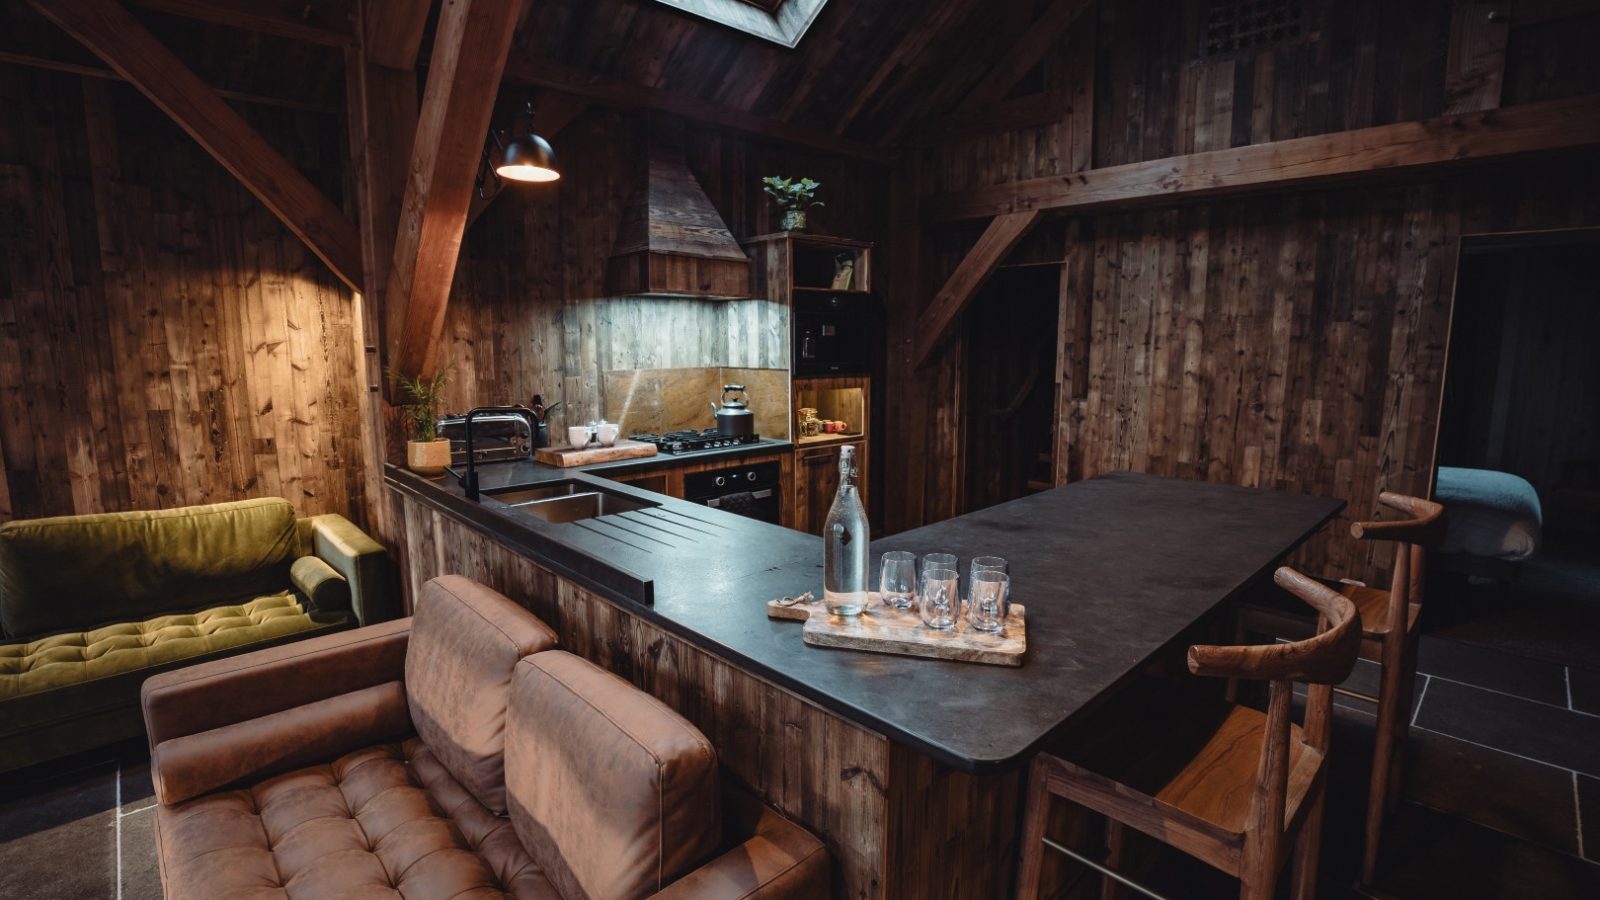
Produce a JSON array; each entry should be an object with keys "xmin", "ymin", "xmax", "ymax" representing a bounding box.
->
[
  {"xmin": 1334, "ymin": 492, "xmax": 1444, "ymax": 885},
  {"xmin": 1015, "ymin": 567, "xmax": 1361, "ymax": 900},
  {"xmin": 1232, "ymin": 491, "xmax": 1443, "ymax": 887}
]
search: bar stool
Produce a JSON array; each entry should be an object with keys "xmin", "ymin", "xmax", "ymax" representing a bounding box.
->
[
  {"xmin": 1336, "ymin": 493, "xmax": 1444, "ymax": 885},
  {"xmin": 1015, "ymin": 567, "xmax": 1361, "ymax": 900},
  {"xmin": 1234, "ymin": 491, "xmax": 1442, "ymax": 887}
]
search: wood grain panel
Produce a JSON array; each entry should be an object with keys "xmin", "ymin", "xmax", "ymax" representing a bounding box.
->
[
  {"xmin": 0, "ymin": 68, "xmax": 365, "ymax": 524},
  {"xmin": 1053, "ymin": 169, "xmax": 1600, "ymax": 586}
]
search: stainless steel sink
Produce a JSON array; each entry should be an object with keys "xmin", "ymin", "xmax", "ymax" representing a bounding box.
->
[{"xmin": 483, "ymin": 481, "xmax": 657, "ymax": 523}]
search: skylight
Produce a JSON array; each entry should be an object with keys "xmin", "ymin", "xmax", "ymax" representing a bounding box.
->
[{"xmin": 649, "ymin": 0, "xmax": 830, "ymax": 48}]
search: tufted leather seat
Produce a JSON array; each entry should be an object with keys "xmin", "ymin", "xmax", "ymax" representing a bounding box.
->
[
  {"xmin": 143, "ymin": 575, "xmax": 830, "ymax": 900},
  {"xmin": 0, "ymin": 593, "xmax": 322, "ymax": 700},
  {"xmin": 157, "ymin": 739, "xmax": 560, "ymax": 900}
]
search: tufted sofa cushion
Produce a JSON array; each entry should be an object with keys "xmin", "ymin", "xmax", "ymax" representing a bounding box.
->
[
  {"xmin": 155, "ymin": 737, "xmax": 561, "ymax": 900},
  {"xmin": 406, "ymin": 576, "xmax": 558, "ymax": 816},
  {"xmin": 0, "ymin": 592, "xmax": 326, "ymax": 701}
]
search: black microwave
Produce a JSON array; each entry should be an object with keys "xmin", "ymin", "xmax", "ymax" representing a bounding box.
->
[{"xmin": 793, "ymin": 292, "xmax": 873, "ymax": 376}]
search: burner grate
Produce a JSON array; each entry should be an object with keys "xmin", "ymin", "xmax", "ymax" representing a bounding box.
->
[{"xmin": 629, "ymin": 430, "xmax": 761, "ymax": 454}]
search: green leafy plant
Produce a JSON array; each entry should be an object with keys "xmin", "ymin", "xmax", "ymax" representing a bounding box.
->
[
  {"xmin": 387, "ymin": 365, "xmax": 452, "ymax": 442},
  {"xmin": 761, "ymin": 176, "xmax": 824, "ymax": 212}
]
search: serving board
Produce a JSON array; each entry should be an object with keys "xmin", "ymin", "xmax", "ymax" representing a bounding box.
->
[
  {"xmin": 534, "ymin": 440, "xmax": 657, "ymax": 467},
  {"xmin": 767, "ymin": 592, "xmax": 1026, "ymax": 667}
]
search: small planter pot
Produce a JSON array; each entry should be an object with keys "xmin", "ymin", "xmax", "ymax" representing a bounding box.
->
[
  {"xmin": 407, "ymin": 438, "xmax": 452, "ymax": 478},
  {"xmin": 781, "ymin": 209, "xmax": 808, "ymax": 232}
]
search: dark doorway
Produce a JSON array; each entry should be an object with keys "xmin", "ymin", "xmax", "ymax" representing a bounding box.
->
[
  {"xmin": 1429, "ymin": 231, "xmax": 1600, "ymax": 667},
  {"xmin": 962, "ymin": 266, "xmax": 1060, "ymax": 514}
]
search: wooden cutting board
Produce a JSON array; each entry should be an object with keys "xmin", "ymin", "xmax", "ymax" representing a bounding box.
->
[
  {"xmin": 767, "ymin": 592, "xmax": 1026, "ymax": 667},
  {"xmin": 534, "ymin": 440, "xmax": 658, "ymax": 467}
]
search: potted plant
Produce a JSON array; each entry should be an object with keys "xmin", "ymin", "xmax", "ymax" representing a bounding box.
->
[
  {"xmin": 762, "ymin": 176, "xmax": 824, "ymax": 232},
  {"xmin": 389, "ymin": 366, "xmax": 453, "ymax": 478}
]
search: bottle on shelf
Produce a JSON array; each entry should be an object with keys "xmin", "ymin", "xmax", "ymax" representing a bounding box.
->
[{"xmin": 823, "ymin": 445, "xmax": 869, "ymax": 616}]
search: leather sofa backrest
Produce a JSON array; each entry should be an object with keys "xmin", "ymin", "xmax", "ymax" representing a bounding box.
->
[
  {"xmin": 0, "ymin": 498, "xmax": 298, "ymax": 640},
  {"xmin": 506, "ymin": 651, "xmax": 721, "ymax": 900},
  {"xmin": 405, "ymin": 575, "xmax": 557, "ymax": 814}
]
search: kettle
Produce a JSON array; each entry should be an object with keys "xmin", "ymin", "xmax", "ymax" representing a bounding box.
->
[{"xmin": 710, "ymin": 384, "xmax": 756, "ymax": 438}]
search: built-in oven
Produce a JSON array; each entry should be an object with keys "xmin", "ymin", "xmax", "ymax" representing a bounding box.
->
[
  {"xmin": 683, "ymin": 461, "xmax": 782, "ymax": 524},
  {"xmin": 794, "ymin": 292, "xmax": 873, "ymax": 376}
]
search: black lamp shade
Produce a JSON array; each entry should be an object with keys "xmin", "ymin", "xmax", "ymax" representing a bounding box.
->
[{"xmin": 495, "ymin": 133, "xmax": 560, "ymax": 182}]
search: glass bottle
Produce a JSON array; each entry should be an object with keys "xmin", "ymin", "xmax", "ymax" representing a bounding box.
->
[{"xmin": 823, "ymin": 445, "xmax": 869, "ymax": 616}]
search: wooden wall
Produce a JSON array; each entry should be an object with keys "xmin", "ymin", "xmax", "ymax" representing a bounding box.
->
[
  {"xmin": 0, "ymin": 66, "xmax": 365, "ymax": 525},
  {"xmin": 888, "ymin": 0, "xmax": 1600, "ymax": 585},
  {"xmin": 440, "ymin": 107, "xmax": 887, "ymax": 435},
  {"xmin": 1056, "ymin": 170, "xmax": 1600, "ymax": 581}
]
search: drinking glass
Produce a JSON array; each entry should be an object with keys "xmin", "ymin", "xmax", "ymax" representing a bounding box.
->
[
  {"xmin": 922, "ymin": 552, "xmax": 958, "ymax": 575},
  {"xmin": 919, "ymin": 567, "xmax": 959, "ymax": 631},
  {"xmin": 969, "ymin": 556, "xmax": 1008, "ymax": 599},
  {"xmin": 968, "ymin": 570, "xmax": 1010, "ymax": 634},
  {"xmin": 878, "ymin": 551, "xmax": 917, "ymax": 611}
]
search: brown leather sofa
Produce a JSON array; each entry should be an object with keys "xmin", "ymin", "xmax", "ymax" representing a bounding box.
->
[{"xmin": 140, "ymin": 574, "xmax": 829, "ymax": 899}]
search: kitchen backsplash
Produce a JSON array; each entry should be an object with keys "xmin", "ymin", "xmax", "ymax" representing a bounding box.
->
[{"xmin": 601, "ymin": 367, "xmax": 790, "ymax": 439}]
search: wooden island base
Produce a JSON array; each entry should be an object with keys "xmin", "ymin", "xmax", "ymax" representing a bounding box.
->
[{"xmin": 396, "ymin": 490, "xmax": 1023, "ymax": 899}]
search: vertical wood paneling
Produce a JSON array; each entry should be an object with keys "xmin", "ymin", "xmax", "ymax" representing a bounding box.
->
[
  {"xmin": 0, "ymin": 67, "xmax": 364, "ymax": 524},
  {"xmin": 1055, "ymin": 169, "xmax": 1600, "ymax": 585}
]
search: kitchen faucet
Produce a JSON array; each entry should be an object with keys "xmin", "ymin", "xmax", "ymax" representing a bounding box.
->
[{"xmin": 458, "ymin": 405, "xmax": 537, "ymax": 501}]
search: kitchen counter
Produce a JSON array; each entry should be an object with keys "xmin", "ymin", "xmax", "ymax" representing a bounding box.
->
[{"xmin": 387, "ymin": 463, "xmax": 1342, "ymax": 773}]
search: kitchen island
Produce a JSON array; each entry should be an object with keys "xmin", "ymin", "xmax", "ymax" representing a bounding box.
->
[{"xmin": 387, "ymin": 462, "xmax": 1342, "ymax": 898}]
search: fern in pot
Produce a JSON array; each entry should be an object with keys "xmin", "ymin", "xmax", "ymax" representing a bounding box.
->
[
  {"xmin": 762, "ymin": 176, "xmax": 823, "ymax": 232},
  {"xmin": 389, "ymin": 366, "xmax": 453, "ymax": 478}
]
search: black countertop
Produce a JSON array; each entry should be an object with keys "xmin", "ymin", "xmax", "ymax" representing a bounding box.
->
[{"xmin": 387, "ymin": 463, "xmax": 1342, "ymax": 773}]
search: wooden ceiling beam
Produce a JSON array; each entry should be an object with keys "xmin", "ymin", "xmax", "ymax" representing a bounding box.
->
[
  {"xmin": 502, "ymin": 58, "xmax": 894, "ymax": 164},
  {"xmin": 124, "ymin": 0, "xmax": 355, "ymax": 47},
  {"xmin": 0, "ymin": 50, "xmax": 340, "ymax": 113},
  {"xmin": 31, "ymin": 0, "xmax": 364, "ymax": 292},
  {"xmin": 912, "ymin": 210, "xmax": 1041, "ymax": 368},
  {"xmin": 386, "ymin": 0, "xmax": 523, "ymax": 379},
  {"xmin": 363, "ymin": 0, "xmax": 433, "ymax": 69},
  {"xmin": 956, "ymin": 0, "xmax": 1094, "ymax": 110},
  {"xmin": 925, "ymin": 94, "xmax": 1600, "ymax": 222}
]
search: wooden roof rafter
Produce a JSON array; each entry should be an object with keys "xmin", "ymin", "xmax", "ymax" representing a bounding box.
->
[
  {"xmin": 30, "ymin": 0, "xmax": 365, "ymax": 292},
  {"xmin": 924, "ymin": 93, "xmax": 1600, "ymax": 222}
]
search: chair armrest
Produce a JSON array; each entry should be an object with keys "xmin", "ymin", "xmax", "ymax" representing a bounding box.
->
[
  {"xmin": 652, "ymin": 784, "xmax": 829, "ymax": 900},
  {"xmin": 142, "ymin": 618, "xmax": 410, "ymax": 748},
  {"xmin": 151, "ymin": 681, "xmax": 411, "ymax": 805},
  {"xmin": 305, "ymin": 513, "xmax": 397, "ymax": 625}
]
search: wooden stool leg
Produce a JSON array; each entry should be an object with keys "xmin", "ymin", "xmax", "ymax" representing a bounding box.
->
[
  {"xmin": 1362, "ymin": 635, "xmax": 1409, "ymax": 886},
  {"xmin": 1099, "ymin": 820, "xmax": 1128, "ymax": 900},
  {"xmin": 1386, "ymin": 634, "xmax": 1422, "ymax": 813},
  {"xmin": 1015, "ymin": 755, "xmax": 1053, "ymax": 900},
  {"xmin": 1290, "ymin": 785, "xmax": 1327, "ymax": 900}
]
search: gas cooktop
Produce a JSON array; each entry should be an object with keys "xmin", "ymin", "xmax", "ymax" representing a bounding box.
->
[{"xmin": 628, "ymin": 429, "xmax": 762, "ymax": 454}]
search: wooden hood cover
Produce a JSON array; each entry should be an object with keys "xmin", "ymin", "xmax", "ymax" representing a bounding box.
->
[{"xmin": 607, "ymin": 125, "xmax": 750, "ymax": 298}]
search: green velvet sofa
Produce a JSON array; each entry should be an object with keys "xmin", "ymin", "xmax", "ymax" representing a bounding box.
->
[{"xmin": 0, "ymin": 497, "xmax": 395, "ymax": 773}]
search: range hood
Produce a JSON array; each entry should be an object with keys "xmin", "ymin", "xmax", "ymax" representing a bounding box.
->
[{"xmin": 606, "ymin": 126, "xmax": 750, "ymax": 299}]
